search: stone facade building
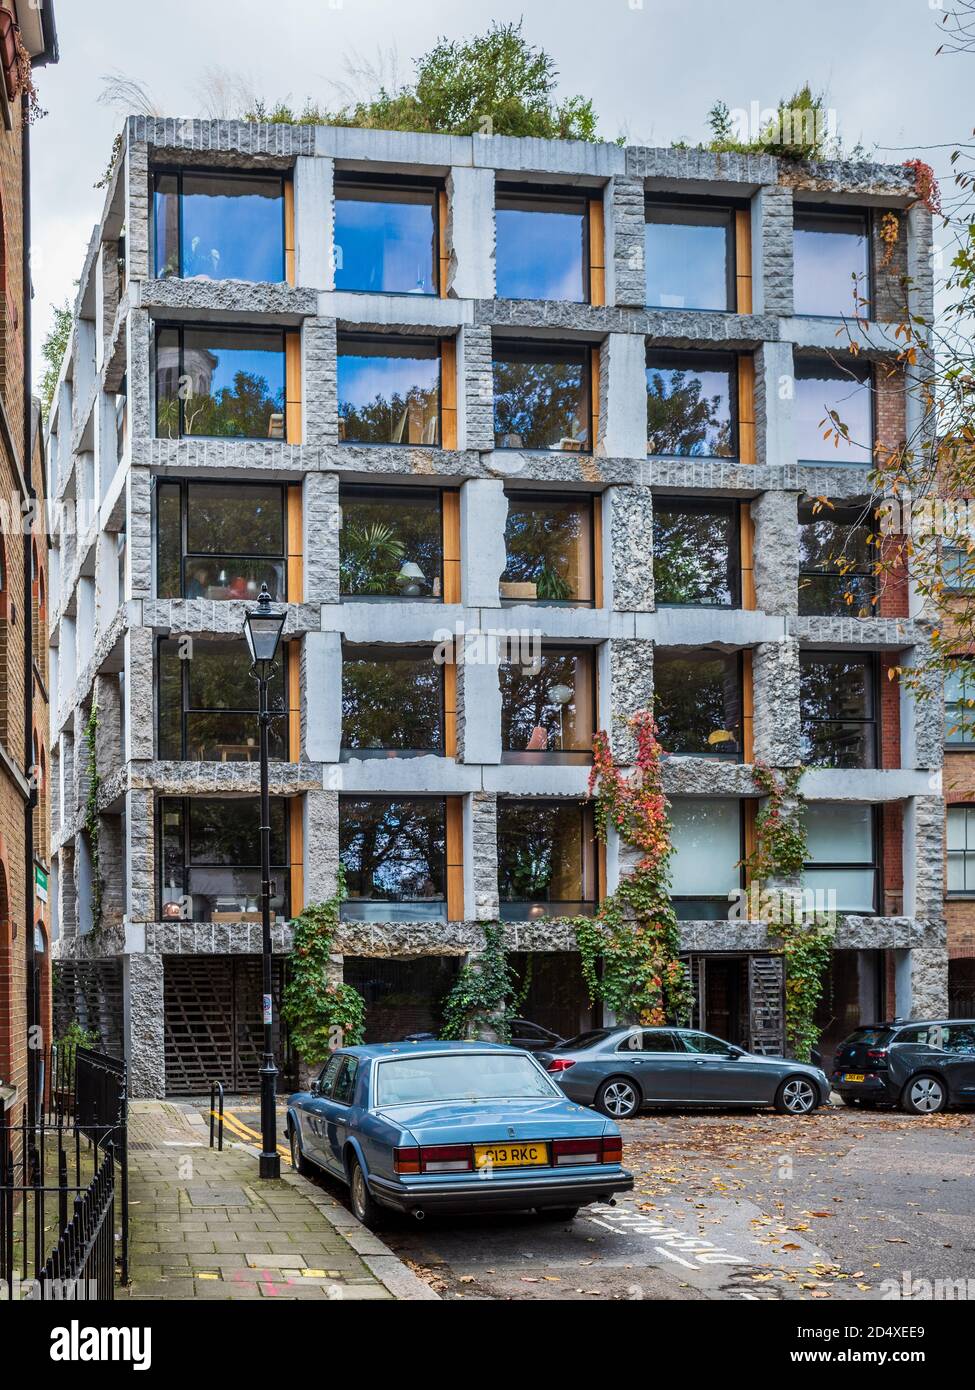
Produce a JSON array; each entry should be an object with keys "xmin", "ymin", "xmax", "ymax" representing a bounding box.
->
[
  {"xmin": 0, "ymin": 0, "xmax": 59, "ymax": 1115},
  {"xmin": 47, "ymin": 116, "xmax": 944, "ymax": 1097}
]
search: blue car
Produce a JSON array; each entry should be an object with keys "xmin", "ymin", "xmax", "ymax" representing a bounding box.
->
[{"xmin": 286, "ymin": 1041, "xmax": 633, "ymax": 1227}]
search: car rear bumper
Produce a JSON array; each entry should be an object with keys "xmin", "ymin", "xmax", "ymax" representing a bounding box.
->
[
  {"xmin": 831, "ymin": 1072, "xmax": 894, "ymax": 1101},
  {"xmin": 368, "ymin": 1167, "xmax": 634, "ymax": 1215}
]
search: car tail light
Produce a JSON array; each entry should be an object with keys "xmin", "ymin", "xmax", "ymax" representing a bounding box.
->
[
  {"xmin": 601, "ymin": 1134, "xmax": 623, "ymax": 1164},
  {"xmin": 547, "ymin": 1058, "xmax": 576, "ymax": 1072},
  {"xmin": 393, "ymin": 1147, "xmax": 420, "ymax": 1174},
  {"xmin": 419, "ymin": 1144, "xmax": 473, "ymax": 1173},
  {"xmin": 867, "ymin": 1049, "xmax": 888, "ymax": 1060},
  {"xmin": 551, "ymin": 1136, "xmax": 622, "ymax": 1166}
]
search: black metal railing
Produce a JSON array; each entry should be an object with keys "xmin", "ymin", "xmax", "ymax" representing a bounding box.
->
[{"xmin": 209, "ymin": 1080, "xmax": 224, "ymax": 1151}]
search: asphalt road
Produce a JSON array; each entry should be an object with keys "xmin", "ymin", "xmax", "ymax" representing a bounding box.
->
[{"xmin": 209, "ymin": 1100, "xmax": 975, "ymax": 1302}]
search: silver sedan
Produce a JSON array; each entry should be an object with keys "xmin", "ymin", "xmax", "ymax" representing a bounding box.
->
[{"xmin": 537, "ymin": 1027, "xmax": 832, "ymax": 1118}]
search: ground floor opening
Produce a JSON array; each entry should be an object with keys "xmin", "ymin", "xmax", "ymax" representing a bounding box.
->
[
  {"xmin": 509, "ymin": 951, "xmax": 598, "ymax": 1041},
  {"xmin": 684, "ymin": 952, "xmax": 785, "ymax": 1055},
  {"xmin": 949, "ymin": 955, "xmax": 975, "ymax": 1016},
  {"xmin": 343, "ymin": 954, "xmax": 460, "ymax": 1043},
  {"xmin": 813, "ymin": 949, "xmax": 886, "ymax": 1072}
]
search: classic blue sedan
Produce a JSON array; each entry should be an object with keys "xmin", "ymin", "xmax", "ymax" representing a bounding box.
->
[{"xmin": 286, "ymin": 1042, "xmax": 633, "ymax": 1227}]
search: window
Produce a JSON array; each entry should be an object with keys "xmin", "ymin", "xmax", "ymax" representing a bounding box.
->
[
  {"xmin": 501, "ymin": 492, "xmax": 594, "ymax": 605},
  {"xmin": 333, "ymin": 176, "xmax": 439, "ymax": 296},
  {"xmin": 341, "ymin": 646, "xmax": 444, "ymax": 757},
  {"xmin": 803, "ymin": 803, "xmax": 877, "ymax": 913},
  {"xmin": 800, "ymin": 652, "xmax": 877, "ymax": 769},
  {"xmin": 646, "ymin": 350, "xmax": 737, "ymax": 458},
  {"xmin": 155, "ymin": 325, "xmax": 286, "ymax": 440},
  {"xmin": 497, "ymin": 800, "xmax": 596, "ymax": 920},
  {"xmin": 495, "ymin": 187, "xmax": 589, "ymax": 302},
  {"xmin": 654, "ymin": 650, "xmax": 742, "ymax": 760},
  {"xmin": 317, "ymin": 1053, "xmax": 343, "ymax": 1093},
  {"xmin": 337, "ymin": 335, "xmax": 441, "ymax": 446},
  {"xmin": 652, "ymin": 498, "xmax": 739, "ymax": 607},
  {"xmin": 668, "ymin": 798, "xmax": 742, "ymax": 919},
  {"xmin": 679, "ymin": 1031, "xmax": 734, "ymax": 1055},
  {"xmin": 945, "ymin": 664, "xmax": 975, "ymax": 746},
  {"xmin": 798, "ymin": 500, "xmax": 877, "ymax": 616},
  {"xmin": 153, "ymin": 170, "xmax": 286, "ymax": 283},
  {"xmin": 493, "ymin": 342, "xmax": 592, "ymax": 452},
  {"xmin": 615, "ymin": 1030, "xmax": 680, "ymax": 1053},
  {"xmin": 340, "ymin": 797, "xmax": 446, "ymax": 922},
  {"xmin": 644, "ymin": 199, "xmax": 735, "ymax": 311},
  {"xmin": 501, "ymin": 647, "xmax": 595, "ymax": 763},
  {"xmin": 943, "ymin": 545, "xmax": 975, "ymax": 594},
  {"xmin": 339, "ymin": 485, "xmax": 444, "ymax": 599},
  {"xmin": 947, "ymin": 806, "xmax": 975, "ymax": 895},
  {"xmin": 332, "ymin": 1056, "xmax": 359, "ymax": 1106},
  {"xmin": 157, "ymin": 637, "xmax": 288, "ymax": 762},
  {"xmin": 795, "ymin": 358, "xmax": 872, "ymax": 465},
  {"xmin": 155, "ymin": 480, "xmax": 288, "ymax": 600},
  {"xmin": 159, "ymin": 796, "xmax": 290, "ymax": 922},
  {"xmin": 793, "ymin": 207, "xmax": 870, "ymax": 319}
]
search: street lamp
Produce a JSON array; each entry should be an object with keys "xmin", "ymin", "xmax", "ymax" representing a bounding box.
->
[{"xmin": 243, "ymin": 583, "xmax": 286, "ymax": 1180}]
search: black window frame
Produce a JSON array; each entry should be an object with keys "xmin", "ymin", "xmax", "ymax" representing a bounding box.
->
[
  {"xmin": 500, "ymin": 642, "xmax": 597, "ymax": 765},
  {"xmin": 338, "ymin": 794, "xmax": 449, "ymax": 922},
  {"xmin": 153, "ymin": 321, "xmax": 289, "ymax": 442},
  {"xmin": 643, "ymin": 192, "xmax": 742, "ymax": 313},
  {"xmin": 802, "ymin": 802, "xmax": 880, "ymax": 916},
  {"xmin": 799, "ymin": 650, "xmax": 879, "ymax": 770},
  {"xmin": 494, "ymin": 182, "xmax": 593, "ymax": 304},
  {"xmin": 336, "ymin": 331, "xmax": 444, "ymax": 448},
  {"xmin": 798, "ymin": 497, "xmax": 879, "ymax": 616},
  {"xmin": 651, "ymin": 496, "xmax": 741, "ymax": 609},
  {"xmin": 338, "ymin": 482, "xmax": 447, "ymax": 602},
  {"xmin": 645, "ymin": 348, "xmax": 740, "ymax": 460},
  {"xmin": 653, "ymin": 648, "xmax": 745, "ymax": 762},
  {"xmin": 332, "ymin": 170, "xmax": 443, "ymax": 297},
  {"xmin": 492, "ymin": 339, "xmax": 594, "ymax": 454},
  {"xmin": 496, "ymin": 797, "xmax": 598, "ymax": 920},
  {"xmin": 156, "ymin": 794, "xmax": 291, "ymax": 922},
  {"xmin": 155, "ymin": 634, "xmax": 290, "ymax": 763},
  {"xmin": 150, "ymin": 165, "xmax": 289, "ymax": 283},
  {"xmin": 153, "ymin": 478, "xmax": 290, "ymax": 601},
  {"xmin": 794, "ymin": 355, "xmax": 874, "ymax": 466},
  {"xmin": 792, "ymin": 203, "xmax": 873, "ymax": 320},
  {"xmin": 340, "ymin": 642, "xmax": 446, "ymax": 758}
]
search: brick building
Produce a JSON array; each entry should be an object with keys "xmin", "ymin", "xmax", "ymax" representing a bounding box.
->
[
  {"xmin": 46, "ymin": 117, "xmax": 945, "ymax": 1097},
  {"xmin": 0, "ymin": 0, "xmax": 59, "ymax": 1116}
]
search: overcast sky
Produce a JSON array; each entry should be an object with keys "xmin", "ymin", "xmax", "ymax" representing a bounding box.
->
[{"xmin": 28, "ymin": 0, "xmax": 970, "ymax": 375}]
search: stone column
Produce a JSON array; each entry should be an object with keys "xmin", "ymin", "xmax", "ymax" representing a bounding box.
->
[
  {"xmin": 303, "ymin": 472, "xmax": 340, "ymax": 603},
  {"xmin": 465, "ymin": 791, "xmax": 499, "ymax": 921},
  {"xmin": 457, "ymin": 658, "xmax": 501, "ymax": 764},
  {"xmin": 303, "ymin": 632, "xmax": 342, "ymax": 764},
  {"xmin": 751, "ymin": 637, "xmax": 801, "ymax": 765},
  {"xmin": 303, "ymin": 789, "xmax": 340, "ymax": 903},
  {"xmin": 605, "ymin": 485, "xmax": 654, "ymax": 612},
  {"xmin": 126, "ymin": 310, "xmax": 152, "ymax": 444},
  {"xmin": 903, "ymin": 795, "xmax": 945, "ymax": 920},
  {"xmin": 302, "ymin": 318, "xmax": 338, "ymax": 446},
  {"xmin": 125, "ymin": 627, "xmax": 155, "ymax": 762},
  {"xmin": 294, "ymin": 155, "xmax": 334, "ymax": 290},
  {"xmin": 125, "ymin": 788, "xmax": 155, "ymax": 923},
  {"xmin": 608, "ymin": 177, "xmax": 645, "ymax": 308},
  {"xmin": 459, "ymin": 479, "xmax": 506, "ymax": 608},
  {"xmin": 755, "ymin": 185, "xmax": 793, "ymax": 317},
  {"xmin": 756, "ymin": 341, "xmax": 796, "ymax": 469},
  {"xmin": 457, "ymin": 325, "xmax": 494, "ymax": 452},
  {"xmin": 607, "ymin": 638, "xmax": 653, "ymax": 764},
  {"xmin": 600, "ymin": 335, "xmax": 647, "ymax": 459},
  {"xmin": 123, "ymin": 132, "xmax": 150, "ymax": 283},
  {"xmin": 124, "ymin": 952, "xmax": 165, "ymax": 1098},
  {"xmin": 126, "ymin": 467, "xmax": 152, "ymax": 599},
  {"xmin": 751, "ymin": 488, "xmax": 800, "ymax": 616},
  {"xmin": 447, "ymin": 167, "xmax": 496, "ymax": 299}
]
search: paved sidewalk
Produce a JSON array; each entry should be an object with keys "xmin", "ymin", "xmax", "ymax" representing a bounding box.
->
[{"xmin": 119, "ymin": 1101, "xmax": 437, "ymax": 1301}]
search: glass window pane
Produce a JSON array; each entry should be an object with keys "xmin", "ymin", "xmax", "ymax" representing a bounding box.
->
[
  {"xmin": 153, "ymin": 174, "xmax": 180, "ymax": 278},
  {"xmin": 798, "ymin": 500, "xmax": 876, "ymax": 616},
  {"xmin": 160, "ymin": 796, "xmax": 289, "ymax": 922},
  {"xmin": 339, "ymin": 798, "xmax": 446, "ymax": 920},
  {"xmin": 497, "ymin": 800, "xmax": 593, "ymax": 917},
  {"xmin": 654, "ymin": 651, "xmax": 741, "ymax": 759},
  {"xmin": 946, "ymin": 807, "xmax": 968, "ymax": 851},
  {"xmin": 795, "ymin": 361, "xmax": 872, "ymax": 464},
  {"xmin": 155, "ymin": 481, "xmax": 182, "ymax": 598},
  {"xmin": 178, "ymin": 328, "xmax": 285, "ymax": 440},
  {"xmin": 157, "ymin": 639, "xmax": 183, "ymax": 759},
  {"xmin": 805, "ymin": 803, "xmax": 873, "ymax": 863},
  {"xmin": 793, "ymin": 211, "xmax": 869, "ymax": 318},
  {"xmin": 179, "ymin": 173, "xmax": 284, "ymax": 283},
  {"xmin": 154, "ymin": 327, "xmax": 181, "ymax": 440},
  {"xmin": 652, "ymin": 500, "xmax": 737, "ymax": 606},
  {"xmin": 645, "ymin": 204, "xmax": 731, "ymax": 310},
  {"xmin": 646, "ymin": 351, "xmax": 736, "ymax": 457},
  {"xmin": 669, "ymin": 799, "xmax": 741, "ymax": 898},
  {"xmin": 334, "ymin": 183, "xmax": 437, "ymax": 295},
  {"xmin": 342, "ymin": 647, "xmax": 444, "ymax": 754},
  {"xmin": 502, "ymin": 494, "xmax": 593, "ymax": 603},
  {"xmin": 186, "ymin": 483, "xmax": 285, "ymax": 556},
  {"xmin": 493, "ymin": 344, "xmax": 590, "ymax": 452},
  {"xmin": 340, "ymin": 486, "xmax": 443, "ymax": 598},
  {"xmin": 947, "ymin": 854, "xmax": 967, "ymax": 893},
  {"xmin": 802, "ymin": 867, "xmax": 875, "ymax": 914},
  {"xmin": 501, "ymin": 649, "xmax": 594, "ymax": 760},
  {"xmin": 496, "ymin": 194, "xmax": 587, "ymax": 302},
  {"xmin": 337, "ymin": 337, "xmax": 440, "ymax": 445},
  {"xmin": 188, "ymin": 797, "xmax": 287, "ymax": 866},
  {"xmin": 800, "ymin": 653, "xmax": 875, "ymax": 769}
]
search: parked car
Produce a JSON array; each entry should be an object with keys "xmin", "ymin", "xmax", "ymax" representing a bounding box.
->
[
  {"xmin": 509, "ymin": 1019, "xmax": 565, "ymax": 1053},
  {"xmin": 538, "ymin": 1027, "xmax": 831, "ymax": 1117},
  {"xmin": 286, "ymin": 1042, "xmax": 633, "ymax": 1227},
  {"xmin": 832, "ymin": 1018, "xmax": 975, "ymax": 1114}
]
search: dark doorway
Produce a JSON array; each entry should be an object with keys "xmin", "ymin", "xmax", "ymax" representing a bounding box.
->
[
  {"xmin": 509, "ymin": 951, "xmax": 597, "ymax": 1040},
  {"xmin": 343, "ymin": 955, "xmax": 459, "ymax": 1042},
  {"xmin": 949, "ymin": 956, "xmax": 975, "ymax": 1018},
  {"xmin": 686, "ymin": 953, "xmax": 785, "ymax": 1054},
  {"xmin": 704, "ymin": 956, "xmax": 747, "ymax": 1044},
  {"xmin": 813, "ymin": 949, "xmax": 883, "ymax": 1072}
]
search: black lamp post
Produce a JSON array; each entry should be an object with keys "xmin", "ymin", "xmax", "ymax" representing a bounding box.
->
[{"xmin": 243, "ymin": 583, "xmax": 286, "ymax": 1180}]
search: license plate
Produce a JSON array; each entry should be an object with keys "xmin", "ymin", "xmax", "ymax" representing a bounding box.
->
[
  {"xmin": 474, "ymin": 1142, "xmax": 548, "ymax": 1170},
  {"xmin": 843, "ymin": 1073, "xmax": 866, "ymax": 1083}
]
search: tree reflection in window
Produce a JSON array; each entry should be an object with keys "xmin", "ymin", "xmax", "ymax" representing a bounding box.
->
[
  {"xmin": 646, "ymin": 351, "xmax": 736, "ymax": 457},
  {"xmin": 497, "ymin": 800, "xmax": 595, "ymax": 919},
  {"xmin": 501, "ymin": 648, "xmax": 594, "ymax": 762},
  {"xmin": 342, "ymin": 646, "xmax": 444, "ymax": 755},
  {"xmin": 339, "ymin": 486, "xmax": 444, "ymax": 598},
  {"xmin": 799, "ymin": 653, "xmax": 877, "ymax": 768},
  {"xmin": 798, "ymin": 500, "xmax": 877, "ymax": 616},
  {"xmin": 652, "ymin": 499, "xmax": 739, "ymax": 607},
  {"xmin": 337, "ymin": 337, "xmax": 441, "ymax": 445},
  {"xmin": 493, "ymin": 344, "xmax": 591, "ymax": 452},
  {"xmin": 654, "ymin": 650, "xmax": 741, "ymax": 759},
  {"xmin": 501, "ymin": 493, "xmax": 593, "ymax": 604},
  {"xmin": 155, "ymin": 327, "xmax": 286, "ymax": 440},
  {"xmin": 339, "ymin": 797, "xmax": 447, "ymax": 921}
]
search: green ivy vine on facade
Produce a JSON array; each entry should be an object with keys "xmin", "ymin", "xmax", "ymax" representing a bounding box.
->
[
  {"xmin": 440, "ymin": 922, "xmax": 519, "ymax": 1041},
  {"xmin": 282, "ymin": 870, "xmax": 366, "ymax": 1064}
]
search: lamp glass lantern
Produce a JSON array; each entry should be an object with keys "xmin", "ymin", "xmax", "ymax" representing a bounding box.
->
[{"xmin": 244, "ymin": 583, "xmax": 286, "ymax": 668}]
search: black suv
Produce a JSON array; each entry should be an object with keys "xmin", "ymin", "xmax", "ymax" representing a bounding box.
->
[{"xmin": 832, "ymin": 1019, "xmax": 975, "ymax": 1114}]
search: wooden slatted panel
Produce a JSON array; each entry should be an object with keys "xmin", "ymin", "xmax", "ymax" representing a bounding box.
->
[
  {"xmin": 590, "ymin": 346, "xmax": 601, "ymax": 455},
  {"xmin": 589, "ymin": 199, "xmax": 606, "ymax": 306},
  {"xmin": 440, "ymin": 337, "xmax": 458, "ymax": 449},
  {"xmin": 740, "ymin": 502, "xmax": 756, "ymax": 610},
  {"xmin": 285, "ymin": 332, "xmax": 302, "ymax": 445},
  {"xmin": 289, "ymin": 799, "xmax": 304, "ymax": 918},
  {"xmin": 52, "ymin": 960, "xmax": 124, "ymax": 1060},
  {"xmin": 284, "ymin": 180, "xmax": 296, "ymax": 286},
  {"xmin": 741, "ymin": 650, "xmax": 755, "ymax": 762},
  {"xmin": 748, "ymin": 954, "xmax": 785, "ymax": 1056},
  {"xmin": 442, "ymin": 491, "xmax": 461, "ymax": 603},
  {"xmin": 737, "ymin": 355, "xmax": 756, "ymax": 465},
  {"xmin": 445, "ymin": 796, "xmax": 464, "ymax": 921},
  {"xmin": 287, "ymin": 641, "xmax": 301, "ymax": 763},
  {"xmin": 286, "ymin": 482, "xmax": 303, "ymax": 601},
  {"xmin": 443, "ymin": 650, "xmax": 457, "ymax": 758},
  {"xmin": 686, "ymin": 955, "xmax": 705, "ymax": 1032},
  {"xmin": 438, "ymin": 188, "xmax": 449, "ymax": 297},
  {"xmin": 735, "ymin": 207, "xmax": 752, "ymax": 314}
]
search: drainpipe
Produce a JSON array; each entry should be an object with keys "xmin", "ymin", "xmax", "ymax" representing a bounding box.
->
[{"xmin": 22, "ymin": 85, "xmax": 38, "ymax": 1124}]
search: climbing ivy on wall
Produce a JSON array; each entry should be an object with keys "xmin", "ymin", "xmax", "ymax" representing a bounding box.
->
[
  {"xmin": 440, "ymin": 922, "xmax": 519, "ymax": 1041},
  {"xmin": 282, "ymin": 870, "xmax": 366, "ymax": 1064}
]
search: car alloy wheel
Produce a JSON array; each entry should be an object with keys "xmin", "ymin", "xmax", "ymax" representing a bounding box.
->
[
  {"xmin": 778, "ymin": 1077, "xmax": 817, "ymax": 1115},
  {"xmin": 598, "ymin": 1079, "xmax": 639, "ymax": 1118},
  {"xmin": 351, "ymin": 1164, "xmax": 369, "ymax": 1220},
  {"xmin": 905, "ymin": 1075, "xmax": 945, "ymax": 1115}
]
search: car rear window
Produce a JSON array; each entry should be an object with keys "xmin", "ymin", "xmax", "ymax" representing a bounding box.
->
[
  {"xmin": 843, "ymin": 1027, "xmax": 894, "ymax": 1046},
  {"xmin": 558, "ymin": 1030, "xmax": 612, "ymax": 1051},
  {"xmin": 374, "ymin": 1053, "xmax": 559, "ymax": 1106}
]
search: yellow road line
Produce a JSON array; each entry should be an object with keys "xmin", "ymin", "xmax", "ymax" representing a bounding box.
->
[{"xmin": 212, "ymin": 1107, "xmax": 291, "ymax": 1164}]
